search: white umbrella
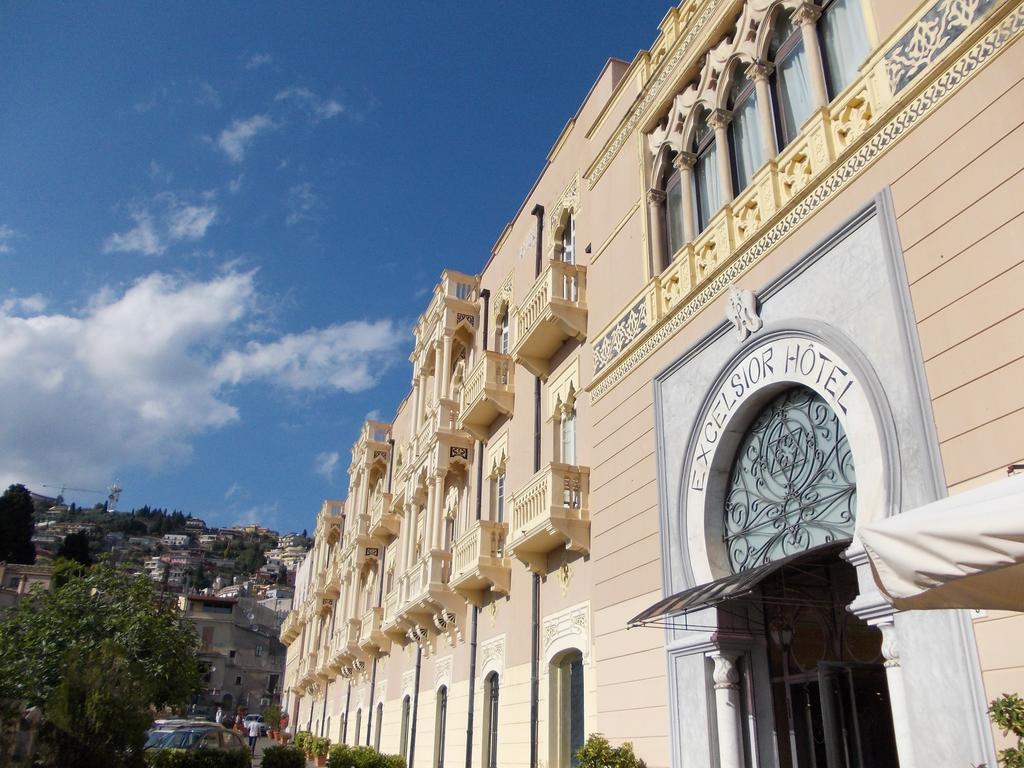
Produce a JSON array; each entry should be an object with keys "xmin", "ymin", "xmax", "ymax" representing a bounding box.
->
[{"xmin": 860, "ymin": 474, "xmax": 1024, "ymax": 610}]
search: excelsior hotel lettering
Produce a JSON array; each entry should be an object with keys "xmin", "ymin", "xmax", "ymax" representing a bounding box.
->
[{"xmin": 689, "ymin": 337, "xmax": 859, "ymax": 493}]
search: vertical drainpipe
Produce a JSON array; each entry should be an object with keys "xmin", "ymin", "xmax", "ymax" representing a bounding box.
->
[
  {"xmin": 409, "ymin": 645, "xmax": 423, "ymax": 767},
  {"xmin": 366, "ymin": 436, "xmax": 396, "ymax": 745},
  {"xmin": 466, "ymin": 287, "xmax": 489, "ymax": 768},
  {"xmin": 529, "ymin": 204, "xmax": 545, "ymax": 768}
]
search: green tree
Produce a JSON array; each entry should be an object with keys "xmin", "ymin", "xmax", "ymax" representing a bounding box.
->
[
  {"xmin": 0, "ymin": 484, "xmax": 35, "ymax": 564},
  {"xmin": 56, "ymin": 531, "xmax": 93, "ymax": 566},
  {"xmin": 991, "ymin": 693, "xmax": 1024, "ymax": 767},
  {"xmin": 0, "ymin": 564, "xmax": 201, "ymax": 710}
]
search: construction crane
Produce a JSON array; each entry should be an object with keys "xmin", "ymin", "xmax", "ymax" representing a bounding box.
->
[{"xmin": 41, "ymin": 482, "xmax": 123, "ymax": 513}]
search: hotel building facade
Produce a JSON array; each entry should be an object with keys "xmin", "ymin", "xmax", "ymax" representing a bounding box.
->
[{"xmin": 280, "ymin": 1, "xmax": 1024, "ymax": 766}]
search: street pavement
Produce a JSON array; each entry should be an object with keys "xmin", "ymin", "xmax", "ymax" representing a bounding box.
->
[{"xmin": 252, "ymin": 736, "xmax": 316, "ymax": 767}]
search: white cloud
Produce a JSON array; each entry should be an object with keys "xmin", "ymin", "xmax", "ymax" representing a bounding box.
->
[
  {"xmin": 224, "ymin": 481, "xmax": 243, "ymax": 499},
  {"xmin": 1, "ymin": 294, "xmax": 47, "ymax": 315},
  {"xmin": 167, "ymin": 205, "xmax": 217, "ymax": 241},
  {"xmin": 0, "ymin": 270, "xmax": 406, "ymax": 492},
  {"xmin": 245, "ymin": 53, "xmax": 273, "ymax": 70},
  {"xmin": 217, "ymin": 114, "xmax": 274, "ymax": 163},
  {"xmin": 0, "ymin": 224, "xmax": 20, "ymax": 254},
  {"xmin": 148, "ymin": 160, "xmax": 173, "ymax": 184},
  {"xmin": 104, "ymin": 211, "xmax": 164, "ymax": 256},
  {"xmin": 365, "ymin": 409, "xmax": 381, "ymax": 422},
  {"xmin": 104, "ymin": 196, "xmax": 218, "ymax": 256},
  {"xmin": 285, "ymin": 182, "xmax": 320, "ymax": 226},
  {"xmin": 274, "ymin": 87, "xmax": 343, "ymax": 122},
  {"xmin": 314, "ymin": 451, "xmax": 340, "ymax": 482},
  {"xmin": 196, "ymin": 81, "xmax": 222, "ymax": 109}
]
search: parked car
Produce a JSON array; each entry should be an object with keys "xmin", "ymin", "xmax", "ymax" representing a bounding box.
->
[
  {"xmin": 144, "ymin": 720, "xmax": 214, "ymax": 749},
  {"xmin": 243, "ymin": 713, "xmax": 267, "ymax": 736},
  {"xmin": 147, "ymin": 724, "xmax": 251, "ymax": 765}
]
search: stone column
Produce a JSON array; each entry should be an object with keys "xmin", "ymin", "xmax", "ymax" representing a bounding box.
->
[
  {"xmin": 431, "ymin": 473, "xmax": 446, "ymax": 550},
  {"xmin": 747, "ymin": 60, "xmax": 778, "ymax": 161},
  {"xmin": 441, "ymin": 335, "xmax": 453, "ymax": 400},
  {"xmin": 880, "ymin": 621, "xmax": 916, "ymax": 768},
  {"xmin": 647, "ymin": 188, "xmax": 668, "ymax": 272},
  {"xmin": 674, "ymin": 152, "xmax": 697, "ymax": 242},
  {"xmin": 424, "ymin": 479, "xmax": 437, "ymax": 556},
  {"xmin": 793, "ymin": 3, "xmax": 829, "ymax": 108},
  {"xmin": 711, "ymin": 650, "xmax": 744, "ymax": 768},
  {"xmin": 708, "ymin": 109, "xmax": 735, "ymax": 203},
  {"xmin": 433, "ymin": 341, "xmax": 444, "ymax": 404},
  {"xmin": 402, "ymin": 503, "xmax": 415, "ymax": 573}
]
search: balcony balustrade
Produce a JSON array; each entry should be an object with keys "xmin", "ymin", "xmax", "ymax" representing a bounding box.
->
[
  {"xmin": 381, "ymin": 590, "xmax": 405, "ymax": 643},
  {"xmin": 370, "ymin": 491, "xmax": 401, "ymax": 540},
  {"xmin": 395, "ymin": 549, "xmax": 463, "ymax": 636},
  {"xmin": 458, "ymin": 351, "xmax": 515, "ymax": 440},
  {"xmin": 353, "ymin": 420, "xmax": 392, "ymax": 471},
  {"xmin": 414, "ymin": 271, "xmax": 480, "ymax": 354},
  {"xmin": 280, "ymin": 613, "xmax": 300, "ymax": 645},
  {"xmin": 450, "ymin": 519, "xmax": 511, "ymax": 606},
  {"xmin": 513, "ymin": 260, "xmax": 587, "ymax": 378},
  {"xmin": 341, "ymin": 513, "xmax": 381, "ymax": 573},
  {"xmin": 358, "ymin": 606, "xmax": 391, "ymax": 657},
  {"xmin": 328, "ymin": 617, "xmax": 364, "ymax": 673},
  {"xmin": 414, "ymin": 398, "xmax": 474, "ymax": 472},
  {"xmin": 507, "ymin": 462, "xmax": 591, "ymax": 574}
]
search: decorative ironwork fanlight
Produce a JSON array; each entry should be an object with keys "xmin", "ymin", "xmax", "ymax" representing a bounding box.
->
[{"xmin": 724, "ymin": 386, "xmax": 856, "ymax": 573}]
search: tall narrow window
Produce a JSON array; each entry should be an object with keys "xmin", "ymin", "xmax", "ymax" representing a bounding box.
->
[
  {"xmin": 494, "ymin": 470, "xmax": 506, "ymax": 523},
  {"xmin": 374, "ymin": 701, "xmax": 383, "ymax": 751},
  {"xmin": 691, "ymin": 110, "xmax": 722, "ymax": 233},
  {"xmin": 434, "ymin": 686, "xmax": 448, "ymax": 768},
  {"xmin": 498, "ymin": 309, "xmax": 510, "ymax": 355},
  {"xmin": 400, "ymin": 696, "xmax": 411, "ymax": 760},
  {"xmin": 354, "ymin": 709, "xmax": 362, "ymax": 747},
  {"xmin": 483, "ymin": 673, "xmax": 500, "ymax": 768},
  {"xmin": 560, "ymin": 214, "xmax": 578, "ymax": 302},
  {"xmin": 552, "ymin": 650, "xmax": 585, "ymax": 768},
  {"xmin": 770, "ymin": 11, "xmax": 813, "ymax": 147},
  {"xmin": 663, "ymin": 151, "xmax": 686, "ymax": 259},
  {"xmin": 560, "ymin": 408, "xmax": 577, "ymax": 466},
  {"xmin": 728, "ymin": 68, "xmax": 765, "ymax": 193},
  {"xmin": 820, "ymin": 0, "xmax": 870, "ymax": 98}
]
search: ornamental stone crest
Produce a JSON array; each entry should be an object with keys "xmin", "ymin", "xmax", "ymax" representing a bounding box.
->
[{"xmin": 725, "ymin": 285, "xmax": 762, "ymax": 341}]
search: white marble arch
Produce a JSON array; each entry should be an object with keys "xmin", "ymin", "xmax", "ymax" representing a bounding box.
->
[{"xmin": 681, "ymin": 324, "xmax": 898, "ymax": 584}]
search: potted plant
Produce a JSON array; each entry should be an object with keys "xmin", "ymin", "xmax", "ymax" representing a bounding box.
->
[
  {"xmin": 293, "ymin": 730, "xmax": 310, "ymax": 756},
  {"xmin": 264, "ymin": 704, "xmax": 282, "ymax": 740},
  {"xmin": 311, "ymin": 734, "xmax": 331, "ymax": 766}
]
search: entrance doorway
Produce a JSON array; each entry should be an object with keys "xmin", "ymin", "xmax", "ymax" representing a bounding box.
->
[{"xmin": 759, "ymin": 555, "xmax": 898, "ymax": 768}]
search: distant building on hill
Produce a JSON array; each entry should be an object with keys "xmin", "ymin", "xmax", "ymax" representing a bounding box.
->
[{"xmin": 0, "ymin": 563, "xmax": 53, "ymax": 608}]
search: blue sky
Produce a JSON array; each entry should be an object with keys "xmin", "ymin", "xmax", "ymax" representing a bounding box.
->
[{"xmin": 1, "ymin": 2, "xmax": 670, "ymax": 533}]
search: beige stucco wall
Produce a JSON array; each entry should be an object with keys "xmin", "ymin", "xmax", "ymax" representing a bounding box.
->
[{"xmin": 281, "ymin": 1, "xmax": 1024, "ymax": 765}]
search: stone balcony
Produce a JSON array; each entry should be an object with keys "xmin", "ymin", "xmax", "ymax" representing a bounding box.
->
[
  {"xmin": 297, "ymin": 651, "xmax": 319, "ymax": 689},
  {"xmin": 352, "ymin": 420, "xmax": 391, "ymax": 472},
  {"xmin": 507, "ymin": 462, "xmax": 591, "ymax": 573},
  {"xmin": 513, "ymin": 260, "xmax": 587, "ymax": 378},
  {"xmin": 415, "ymin": 398, "xmax": 474, "ymax": 473},
  {"xmin": 280, "ymin": 612, "xmax": 300, "ymax": 645},
  {"xmin": 396, "ymin": 550, "xmax": 463, "ymax": 638},
  {"xmin": 381, "ymin": 589, "xmax": 405, "ymax": 644},
  {"xmin": 449, "ymin": 519, "xmax": 511, "ymax": 606},
  {"xmin": 458, "ymin": 351, "xmax": 514, "ymax": 441},
  {"xmin": 414, "ymin": 270, "xmax": 480, "ymax": 353},
  {"xmin": 341, "ymin": 513, "xmax": 381, "ymax": 573},
  {"xmin": 358, "ymin": 606, "xmax": 391, "ymax": 657},
  {"xmin": 369, "ymin": 491, "xmax": 401, "ymax": 541},
  {"xmin": 328, "ymin": 617, "xmax": 365, "ymax": 673}
]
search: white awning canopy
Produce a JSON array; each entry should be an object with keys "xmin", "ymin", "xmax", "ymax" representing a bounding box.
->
[{"xmin": 860, "ymin": 474, "xmax": 1024, "ymax": 611}]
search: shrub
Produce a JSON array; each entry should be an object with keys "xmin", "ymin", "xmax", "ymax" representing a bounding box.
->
[
  {"xmin": 144, "ymin": 748, "xmax": 250, "ymax": 768},
  {"xmin": 259, "ymin": 745, "xmax": 305, "ymax": 768},
  {"xmin": 263, "ymin": 704, "xmax": 282, "ymax": 731},
  {"xmin": 576, "ymin": 733, "xmax": 647, "ymax": 768},
  {"xmin": 309, "ymin": 734, "xmax": 331, "ymax": 756},
  {"xmin": 326, "ymin": 743, "xmax": 405, "ymax": 768},
  {"xmin": 293, "ymin": 731, "xmax": 311, "ymax": 753},
  {"xmin": 991, "ymin": 693, "xmax": 1024, "ymax": 767}
]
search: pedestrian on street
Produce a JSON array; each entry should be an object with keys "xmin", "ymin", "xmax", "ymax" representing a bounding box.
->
[{"xmin": 247, "ymin": 717, "xmax": 261, "ymax": 755}]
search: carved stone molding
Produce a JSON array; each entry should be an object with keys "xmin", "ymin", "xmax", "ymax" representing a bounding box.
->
[
  {"xmin": 434, "ymin": 654, "xmax": 453, "ymax": 691},
  {"xmin": 725, "ymin": 285, "xmax": 762, "ymax": 341},
  {"xmin": 647, "ymin": 188, "xmax": 668, "ymax": 207},
  {"xmin": 479, "ymin": 634, "xmax": 505, "ymax": 679},
  {"xmin": 711, "ymin": 651, "xmax": 740, "ymax": 690},
  {"xmin": 542, "ymin": 601, "xmax": 590, "ymax": 666},
  {"xmin": 401, "ymin": 669, "xmax": 416, "ymax": 699}
]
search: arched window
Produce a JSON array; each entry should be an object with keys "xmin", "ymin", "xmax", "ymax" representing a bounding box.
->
[
  {"xmin": 819, "ymin": 0, "xmax": 870, "ymax": 98},
  {"xmin": 374, "ymin": 701, "xmax": 383, "ymax": 751},
  {"xmin": 354, "ymin": 709, "xmax": 362, "ymax": 747},
  {"xmin": 691, "ymin": 109, "xmax": 722, "ymax": 233},
  {"xmin": 560, "ymin": 407, "xmax": 577, "ymax": 466},
  {"xmin": 662, "ymin": 151, "xmax": 686, "ymax": 261},
  {"xmin": 400, "ymin": 695, "xmax": 411, "ymax": 760},
  {"xmin": 551, "ymin": 650, "xmax": 585, "ymax": 768},
  {"xmin": 559, "ymin": 213, "xmax": 578, "ymax": 302},
  {"xmin": 727, "ymin": 65, "xmax": 765, "ymax": 194},
  {"xmin": 434, "ymin": 686, "xmax": 448, "ymax": 768},
  {"xmin": 724, "ymin": 386, "xmax": 856, "ymax": 573},
  {"xmin": 769, "ymin": 9, "xmax": 814, "ymax": 148},
  {"xmin": 494, "ymin": 468, "xmax": 506, "ymax": 523},
  {"xmin": 483, "ymin": 672, "xmax": 500, "ymax": 768},
  {"xmin": 497, "ymin": 308, "xmax": 510, "ymax": 355}
]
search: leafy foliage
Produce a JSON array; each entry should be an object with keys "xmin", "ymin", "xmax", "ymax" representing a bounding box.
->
[
  {"xmin": 37, "ymin": 642, "xmax": 153, "ymax": 768},
  {"xmin": 0, "ymin": 484, "xmax": 36, "ymax": 564},
  {"xmin": 575, "ymin": 734, "xmax": 647, "ymax": 768},
  {"xmin": 991, "ymin": 693, "xmax": 1024, "ymax": 767},
  {"xmin": 144, "ymin": 748, "xmax": 251, "ymax": 768},
  {"xmin": 326, "ymin": 743, "xmax": 405, "ymax": 768},
  {"xmin": 259, "ymin": 745, "xmax": 306, "ymax": 768},
  {"xmin": 0, "ymin": 563, "xmax": 201, "ymax": 709}
]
